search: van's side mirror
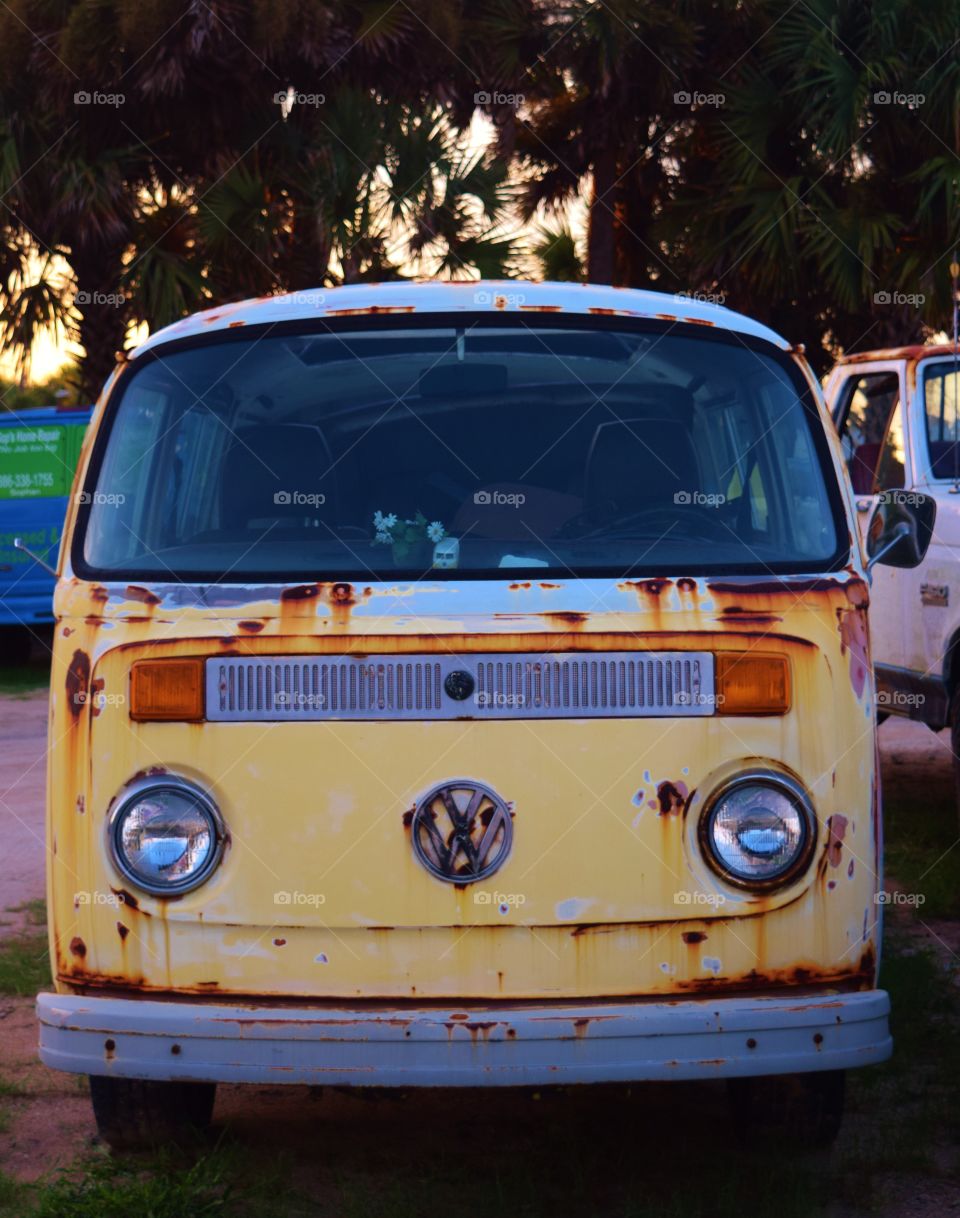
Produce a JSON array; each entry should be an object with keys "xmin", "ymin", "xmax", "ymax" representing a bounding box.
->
[{"xmin": 866, "ymin": 491, "xmax": 936, "ymax": 571}]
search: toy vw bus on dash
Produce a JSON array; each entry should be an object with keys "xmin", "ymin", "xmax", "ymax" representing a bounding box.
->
[{"xmin": 36, "ymin": 281, "xmax": 933, "ymax": 1150}]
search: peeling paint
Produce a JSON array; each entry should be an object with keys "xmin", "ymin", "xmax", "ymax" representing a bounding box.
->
[{"xmin": 825, "ymin": 815, "xmax": 848, "ymax": 868}]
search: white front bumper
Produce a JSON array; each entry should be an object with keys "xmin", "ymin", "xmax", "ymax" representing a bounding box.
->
[{"xmin": 37, "ymin": 989, "xmax": 891, "ymax": 1086}]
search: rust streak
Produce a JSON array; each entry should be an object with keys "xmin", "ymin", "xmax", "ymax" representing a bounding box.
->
[
  {"xmin": 65, "ymin": 650, "xmax": 90, "ymax": 721},
  {"xmin": 124, "ymin": 585, "xmax": 161, "ymax": 606}
]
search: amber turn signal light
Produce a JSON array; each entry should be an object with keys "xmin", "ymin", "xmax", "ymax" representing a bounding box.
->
[
  {"xmin": 715, "ymin": 653, "xmax": 790, "ymax": 715},
  {"xmin": 130, "ymin": 659, "xmax": 204, "ymax": 722}
]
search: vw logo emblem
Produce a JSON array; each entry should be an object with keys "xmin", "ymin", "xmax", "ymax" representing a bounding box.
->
[{"xmin": 411, "ymin": 779, "xmax": 513, "ymax": 885}]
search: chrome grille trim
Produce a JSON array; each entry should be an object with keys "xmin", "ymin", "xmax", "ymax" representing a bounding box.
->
[{"xmin": 205, "ymin": 652, "xmax": 715, "ymax": 721}]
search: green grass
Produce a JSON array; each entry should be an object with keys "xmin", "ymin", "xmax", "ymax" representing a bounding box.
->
[
  {"xmin": 0, "ymin": 657, "xmax": 50, "ymax": 696},
  {"xmin": 0, "ymin": 931, "xmax": 50, "ymax": 996},
  {"xmin": 3, "ymin": 1146, "xmax": 288, "ymax": 1218},
  {"xmin": 884, "ymin": 792, "xmax": 960, "ymax": 918},
  {"xmin": 6, "ymin": 899, "xmax": 47, "ymax": 928},
  {"xmin": 0, "ymin": 1172, "xmax": 24, "ymax": 1217}
]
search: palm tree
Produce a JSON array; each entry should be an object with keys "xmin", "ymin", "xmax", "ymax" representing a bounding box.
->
[
  {"xmin": 516, "ymin": 0, "xmax": 700, "ymax": 285},
  {"xmin": 0, "ymin": 0, "xmax": 533, "ymax": 393},
  {"xmin": 662, "ymin": 0, "xmax": 960, "ymax": 365},
  {"xmin": 530, "ymin": 221, "xmax": 583, "ymax": 281}
]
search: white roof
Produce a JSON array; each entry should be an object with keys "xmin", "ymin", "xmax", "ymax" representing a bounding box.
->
[{"xmin": 132, "ymin": 280, "xmax": 790, "ymax": 358}]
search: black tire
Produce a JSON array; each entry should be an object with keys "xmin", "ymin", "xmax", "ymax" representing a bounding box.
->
[
  {"xmin": 89, "ymin": 1075, "xmax": 216, "ymax": 1152},
  {"xmin": 727, "ymin": 1070, "xmax": 845, "ymax": 1148},
  {"xmin": 950, "ymin": 684, "xmax": 960, "ymax": 821}
]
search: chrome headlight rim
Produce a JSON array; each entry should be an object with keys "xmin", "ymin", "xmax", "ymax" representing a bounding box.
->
[
  {"xmin": 107, "ymin": 775, "xmax": 226, "ymax": 897},
  {"xmin": 698, "ymin": 769, "xmax": 816, "ymax": 891}
]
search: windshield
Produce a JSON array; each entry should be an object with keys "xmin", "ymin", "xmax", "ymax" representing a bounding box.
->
[{"xmin": 78, "ymin": 319, "xmax": 844, "ymax": 580}]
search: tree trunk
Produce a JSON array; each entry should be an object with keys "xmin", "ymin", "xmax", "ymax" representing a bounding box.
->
[
  {"xmin": 616, "ymin": 158, "xmax": 664, "ymax": 290},
  {"xmin": 587, "ymin": 145, "xmax": 617, "ymax": 285},
  {"xmin": 72, "ymin": 249, "xmax": 129, "ymax": 402}
]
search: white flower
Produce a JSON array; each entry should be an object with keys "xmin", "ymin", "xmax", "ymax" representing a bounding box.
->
[
  {"xmin": 374, "ymin": 531, "xmax": 392, "ymax": 546},
  {"xmin": 426, "ymin": 521, "xmax": 445, "ymax": 543},
  {"xmin": 382, "ymin": 513, "xmax": 397, "ymax": 529},
  {"xmin": 373, "ymin": 511, "xmax": 397, "ymax": 532},
  {"xmin": 373, "ymin": 510, "xmax": 385, "ymax": 529}
]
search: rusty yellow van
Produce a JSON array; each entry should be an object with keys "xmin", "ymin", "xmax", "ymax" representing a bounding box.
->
[{"xmin": 36, "ymin": 281, "xmax": 933, "ymax": 1149}]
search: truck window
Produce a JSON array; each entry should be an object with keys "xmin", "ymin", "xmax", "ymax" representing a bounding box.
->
[
  {"xmin": 923, "ymin": 363, "xmax": 960, "ymax": 479},
  {"xmin": 837, "ymin": 373, "xmax": 905, "ymax": 493}
]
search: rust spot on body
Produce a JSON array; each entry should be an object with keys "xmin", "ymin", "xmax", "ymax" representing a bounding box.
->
[
  {"xmin": 130, "ymin": 766, "xmax": 167, "ymax": 782},
  {"xmin": 69, "ymin": 937, "xmax": 87, "ymax": 958},
  {"xmin": 125, "ymin": 585, "xmax": 161, "ymax": 606},
  {"xmin": 281, "ymin": 584, "xmax": 319, "ymax": 602},
  {"xmin": 117, "ymin": 923, "xmax": 129, "ymax": 940},
  {"xmin": 837, "ymin": 606, "xmax": 869, "ymax": 697},
  {"xmin": 541, "ymin": 611, "xmax": 588, "ymax": 628},
  {"xmin": 326, "ymin": 305, "xmax": 415, "ymax": 317},
  {"xmin": 720, "ymin": 608, "xmax": 782, "ymax": 624},
  {"xmin": 65, "ymin": 650, "xmax": 90, "ymax": 720},
  {"xmin": 682, "ymin": 931, "xmax": 707, "ymax": 944},
  {"xmin": 238, "ymin": 620, "xmax": 265, "ymax": 632},
  {"xmin": 825, "ymin": 815, "xmax": 848, "ymax": 868},
  {"xmin": 708, "ymin": 577, "xmax": 846, "ymax": 596},
  {"xmin": 620, "ymin": 578, "xmax": 668, "ymax": 597},
  {"xmin": 110, "ymin": 887, "xmax": 143, "ymax": 912},
  {"xmin": 657, "ymin": 780, "xmax": 688, "ymax": 816}
]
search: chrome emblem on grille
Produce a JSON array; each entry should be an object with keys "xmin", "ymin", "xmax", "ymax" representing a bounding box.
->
[{"xmin": 411, "ymin": 780, "xmax": 513, "ymax": 885}]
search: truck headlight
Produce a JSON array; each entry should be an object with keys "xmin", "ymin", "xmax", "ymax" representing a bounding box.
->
[
  {"xmin": 108, "ymin": 777, "xmax": 225, "ymax": 895},
  {"xmin": 700, "ymin": 772, "xmax": 814, "ymax": 888}
]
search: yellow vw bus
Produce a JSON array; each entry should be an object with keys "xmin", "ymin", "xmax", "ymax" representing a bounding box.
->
[{"xmin": 37, "ymin": 281, "xmax": 932, "ymax": 1149}]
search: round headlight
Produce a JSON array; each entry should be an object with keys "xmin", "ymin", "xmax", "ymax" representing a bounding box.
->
[
  {"xmin": 700, "ymin": 773, "xmax": 814, "ymax": 887},
  {"xmin": 109, "ymin": 778, "xmax": 224, "ymax": 895}
]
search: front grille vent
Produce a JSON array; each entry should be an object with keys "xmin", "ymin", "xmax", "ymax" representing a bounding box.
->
[{"xmin": 205, "ymin": 652, "xmax": 715, "ymax": 721}]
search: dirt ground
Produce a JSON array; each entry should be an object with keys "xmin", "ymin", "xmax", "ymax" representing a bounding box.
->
[
  {"xmin": 0, "ymin": 692, "xmax": 47, "ymax": 913},
  {"xmin": 0, "ymin": 690, "xmax": 957, "ymax": 1206}
]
